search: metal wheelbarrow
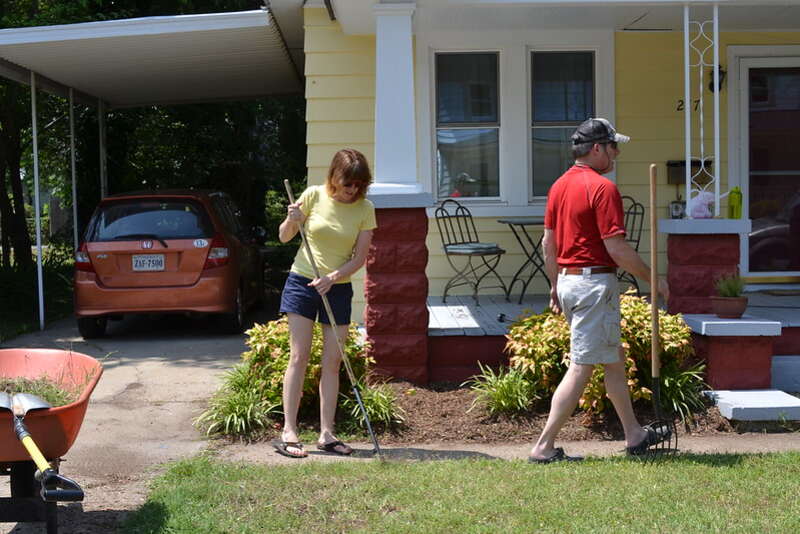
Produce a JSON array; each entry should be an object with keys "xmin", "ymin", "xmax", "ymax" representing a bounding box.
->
[{"xmin": 0, "ymin": 348, "xmax": 103, "ymax": 534}]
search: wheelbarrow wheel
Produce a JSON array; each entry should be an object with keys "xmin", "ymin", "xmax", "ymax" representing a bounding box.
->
[{"xmin": 77, "ymin": 317, "xmax": 107, "ymax": 339}]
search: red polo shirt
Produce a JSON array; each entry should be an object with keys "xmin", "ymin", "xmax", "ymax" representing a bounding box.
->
[{"xmin": 544, "ymin": 165, "xmax": 626, "ymax": 268}]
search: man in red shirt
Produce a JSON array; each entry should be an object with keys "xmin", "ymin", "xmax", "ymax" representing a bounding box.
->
[{"xmin": 529, "ymin": 118, "xmax": 670, "ymax": 463}]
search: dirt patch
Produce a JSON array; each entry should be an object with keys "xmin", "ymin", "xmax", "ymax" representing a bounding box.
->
[
  {"xmin": 379, "ymin": 381, "xmax": 737, "ymax": 444},
  {"xmin": 266, "ymin": 381, "xmax": 784, "ymax": 445}
]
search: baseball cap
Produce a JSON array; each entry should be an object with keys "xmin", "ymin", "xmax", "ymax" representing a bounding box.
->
[{"xmin": 571, "ymin": 118, "xmax": 630, "ymax": 145}]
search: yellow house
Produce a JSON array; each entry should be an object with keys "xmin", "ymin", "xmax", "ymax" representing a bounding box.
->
[{"xmin": 304, "ymin": 0, "xmax": 800, "ymax": 385}]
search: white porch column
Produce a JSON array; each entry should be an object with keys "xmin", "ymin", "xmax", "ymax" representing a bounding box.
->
[{"xmin": 370, "ymin": 2, "xmax": 431, "ymax": 208}]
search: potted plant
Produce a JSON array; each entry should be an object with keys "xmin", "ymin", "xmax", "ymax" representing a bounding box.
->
[{"xmin": 710, "ymin": 273, "xmax": 748, "ymax": 319}]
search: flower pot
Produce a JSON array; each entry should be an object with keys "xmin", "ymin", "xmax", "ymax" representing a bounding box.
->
[{"xmin": 710, "ymin": 296, "xmax": 748, "ymax": 319}]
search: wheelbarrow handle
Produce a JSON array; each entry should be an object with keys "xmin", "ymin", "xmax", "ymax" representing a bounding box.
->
[
  {"xmin": 39, "ymin": 469, "xmax": 85, "ymax": 502},
  {"xmin": 14, "ymin": 417, "xmax": 51, "ymax": 473}
]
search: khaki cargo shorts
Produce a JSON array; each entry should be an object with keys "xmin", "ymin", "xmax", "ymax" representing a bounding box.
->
[{"xmin": 557, "ymin": 270, "xmax": 621, "ymax": 365}]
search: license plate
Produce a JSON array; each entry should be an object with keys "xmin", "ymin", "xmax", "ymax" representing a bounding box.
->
[{"xmin": 132, "ymin": 254, "xmax": 165, "ymax": 271}]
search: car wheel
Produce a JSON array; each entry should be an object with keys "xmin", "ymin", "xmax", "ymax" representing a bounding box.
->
[
  {"xmin": 77, "ymin": 317, "xmax": 107, "ymax": 339},
  {"xmin": 220, "ymin": 286, "xmax": 245, "ymax": 334}
]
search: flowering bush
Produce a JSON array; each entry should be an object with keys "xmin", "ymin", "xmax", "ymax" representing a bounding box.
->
[{"xmin": 505, "ymin": 291, "xmax": 704, "ymax": 418}]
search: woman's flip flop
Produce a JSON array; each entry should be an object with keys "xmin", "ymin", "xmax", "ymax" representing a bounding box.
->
[
  {"xmin": 317, "ymin": 440, "xmax": 353, "ymax": 456},
  {"xmin": 271, "ymin": 439, "xmax": 308, "ymax": 459}
]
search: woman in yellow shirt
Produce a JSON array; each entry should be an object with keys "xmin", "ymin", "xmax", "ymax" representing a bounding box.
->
[{"xmin": 274, "ymin": 149, "xmax": 377, "ymax": 458}]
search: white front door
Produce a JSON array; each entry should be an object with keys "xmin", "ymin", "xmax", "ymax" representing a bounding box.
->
[{"xmin": 739, "ymin": 57, "xmax": 800, "ymax": 277}]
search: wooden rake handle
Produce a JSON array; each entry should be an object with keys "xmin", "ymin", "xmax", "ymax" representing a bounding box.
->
[{"xmin": 649, "ymin": 164, "xmax": 661, "ymax": 380}]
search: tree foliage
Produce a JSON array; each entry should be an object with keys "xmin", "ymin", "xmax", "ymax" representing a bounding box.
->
[{"xmin": 0, "ymin": 1, "xmax": 305, "ymax": 270}]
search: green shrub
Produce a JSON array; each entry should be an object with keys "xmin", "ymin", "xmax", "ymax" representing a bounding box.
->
[
  {"xmin": 505, "ymin": 291, "xmax": 702, "ymax": 420},
  {"xmin": 196, "ymin": 317, "xmax": 377, "ymax": 438},
  {"xmin": 659, "ymin": 361, "xmax": 709, "ymax": 421},
  {"xmin": 462, "ymin": 363, "xmax": 538, "ymax": 417},
  {"xmin": 714, "ymin": 273, "xmax": 745, "ymax": 297},
  {"xmin": 340, "ymin": 381, "xmax": 405, "ymax": 432},
  {"xmin": 194, "ymin": 364, "xmax": 280, "ymax": 437}
]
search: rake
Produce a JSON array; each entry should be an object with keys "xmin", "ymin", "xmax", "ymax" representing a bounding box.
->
[
  {"xmin": 641, "ymin": 163, "xmax": 678, "ymax": 462},
  {"xmin": 283, "ymin": 180, "xmax": 383, "ymax": 460}
]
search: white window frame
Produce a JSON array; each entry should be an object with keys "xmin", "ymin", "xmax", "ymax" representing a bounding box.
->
[
  {"xmin": 528, "ymin": 48, "xmax": 597, "ymax": 202},
  {"xmin": 416, "ymin": 27, "xmax": 615, "ymax": 217},
  {"xmin": 434, "ymin": 50, "xmax": 502, "ymax": 201}
]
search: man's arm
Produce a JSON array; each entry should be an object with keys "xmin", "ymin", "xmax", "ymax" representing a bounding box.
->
[
  {"xmin": 542, "ymin": 228, "xmax": 561, "ymax": 313},
  {"xmin": 603, "ymin": 235, "xmax": 669, "ymax": 300}
]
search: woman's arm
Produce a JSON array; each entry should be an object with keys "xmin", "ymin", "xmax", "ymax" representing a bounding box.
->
[
  {"xmin": 278, "ymin": 201, "xmax": 304, "ymax": 243},
  {"xmin": 309, "ymin": 229, "xmax": 374, "ymax": 295}
]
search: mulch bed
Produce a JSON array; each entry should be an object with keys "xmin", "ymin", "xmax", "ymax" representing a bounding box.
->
[
  {"xmin": 273, "ymin": 381, "xmax": 800, "ymax": 445},
  {"xmin": 372, "ymin": 381, "xmax": 738, "ymax": 445},
  {"xmin": 272, "ymin": 380, "xmax": 800, "ymax": 445}
]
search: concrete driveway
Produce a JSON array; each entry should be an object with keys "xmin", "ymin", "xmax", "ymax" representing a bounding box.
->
[{"xmin": 0, "ymin": 312, "xmax": 260, "ymax": 533}]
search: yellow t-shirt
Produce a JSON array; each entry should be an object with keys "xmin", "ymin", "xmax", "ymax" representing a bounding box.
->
[{"xmin": 290, "ymin": 185, "xmax": 377, "ymax": 283}]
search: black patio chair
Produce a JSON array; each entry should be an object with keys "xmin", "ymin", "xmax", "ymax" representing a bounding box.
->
[
  {"xmin": 434, "ymin": 199, "xmax": 508, "ymax": 305},
  {"xmin": 618, "ymin": 195, "xmax": 645, "ymax": 295}
]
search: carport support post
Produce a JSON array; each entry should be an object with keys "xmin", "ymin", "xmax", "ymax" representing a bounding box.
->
[
  {"xmin": 98, "ymin": 100, "xmax": 107, "ymax": 198},
  {"xmin": 69, "ymin": 88, "xmax": 78, "ymax": 250},
  {"xmin": 30, "ymin": 72, "xmax": 45, "ymax": 330}
]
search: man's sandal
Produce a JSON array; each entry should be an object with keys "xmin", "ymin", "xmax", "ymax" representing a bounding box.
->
[
  {"xmin": 528, "ymin": 447, "xmax": 583, "ymax": 464},
  {"xmin": 626, "ymin": 424, "xmax": 672, "ymax": 456},
  {"xmin": 271, "ymin": 439, "xmax": 308, "ymax": 459}
]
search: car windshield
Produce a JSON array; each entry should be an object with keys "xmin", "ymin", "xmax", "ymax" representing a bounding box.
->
[{"xmin": 88, "ymin": 199, "xmax": 214, "ymax": 241}]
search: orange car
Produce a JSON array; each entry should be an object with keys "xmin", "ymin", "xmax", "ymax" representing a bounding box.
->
[{"xmin": 74, "ymin": 190, "xmax": 264, "ymax": 338}]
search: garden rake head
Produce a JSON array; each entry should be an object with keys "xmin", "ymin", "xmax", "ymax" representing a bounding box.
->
[{"xmin": 636, "ymin": 389, "xmax": 679, "ymax": 464}]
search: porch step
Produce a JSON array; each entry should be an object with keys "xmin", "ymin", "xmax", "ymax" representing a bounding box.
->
[
  {"xmin": 772, "ymin": 355, "xmax": 800, "ymax": 392},
  {"xmin": 704, "ymin": 390, "xmax": 800, "ymax": 421}
]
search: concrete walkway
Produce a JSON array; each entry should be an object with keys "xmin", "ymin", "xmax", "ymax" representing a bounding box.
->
[{"xmin": 222, "ymin": 433, "xmax": 800, "ymax": 466}]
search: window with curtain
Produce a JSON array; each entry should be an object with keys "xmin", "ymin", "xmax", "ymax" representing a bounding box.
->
[
  {"xmin": 531, "ymin": 51, "xmax": 595, "ymax": 198},
  {"xmin": 435, "ymin": 52, "xmax": 500, "ymax": 199}
]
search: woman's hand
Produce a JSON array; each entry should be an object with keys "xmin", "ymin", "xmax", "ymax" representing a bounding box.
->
[
  {"xmin": 309, "ymin": 274, "xmax": 335, "ymax": 296},
  {"xmin": 286, "ymin": 201, "xmax": 305, "ymax": 224}
]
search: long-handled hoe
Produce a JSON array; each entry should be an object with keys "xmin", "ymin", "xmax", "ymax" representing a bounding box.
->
[{"xmin": 284, "ymin": 180, "xmax": 383, "ymax": 460}]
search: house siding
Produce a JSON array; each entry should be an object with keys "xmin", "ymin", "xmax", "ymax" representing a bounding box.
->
[
  {"xmin": 304, "ymin": 7, "xmax": 376, "ymax": 322},
  {"xmin": 303, "ymin": 7, "xmax": 800, "ymax": 315},
  {"xmin": 615, "ymin": 30, "xmax": 800, "ymax": 286}
]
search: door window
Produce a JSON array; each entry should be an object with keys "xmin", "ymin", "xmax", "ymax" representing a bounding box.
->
[{"xmin": 747, "ymin": 66, "xmax": 800, "ymax": 272}]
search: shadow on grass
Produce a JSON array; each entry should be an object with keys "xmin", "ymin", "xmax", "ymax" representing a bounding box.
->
[
  {"xmin": 337, "ymin": 446, "xmax": 499, "ymax": 461},
  {"xmin": 623, "ymin": 451, "xmax": 748, "ymax": 468},
  {"xmin": 120, "ymin": 500, "xmax": 170, "ymax": 533}
]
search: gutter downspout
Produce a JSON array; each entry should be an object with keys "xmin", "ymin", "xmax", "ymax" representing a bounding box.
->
[{"xmin": 323, "ymin": 0, "xmax": 336, "ymax": 21}]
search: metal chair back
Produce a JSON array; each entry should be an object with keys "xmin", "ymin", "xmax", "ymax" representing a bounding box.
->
[
  {"xmin": 622, "ymin": 195, "xmax": 645, "ymax": 251},
  {"xmin": 434, "ymin": 199, "xmax": 481, "ymax": 247}
]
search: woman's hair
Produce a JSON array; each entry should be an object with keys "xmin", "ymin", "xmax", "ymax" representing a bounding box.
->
[{"xmin": 325, "ymin": 148, "xmax": 373, "ymax": 201}]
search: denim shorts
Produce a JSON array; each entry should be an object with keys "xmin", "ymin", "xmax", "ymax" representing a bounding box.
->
[
  {"xmin": 279, "ymin": 272, "xmax": 353, "ymax": 325},
  {"xmin": 557, "ymin": 271, "xmax": 621, "ymax": 365}
]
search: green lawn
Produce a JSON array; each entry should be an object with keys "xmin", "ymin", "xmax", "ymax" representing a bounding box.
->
[{"xmin": 123, "ymin": 452, "xmax": 800, "ymax": 533}]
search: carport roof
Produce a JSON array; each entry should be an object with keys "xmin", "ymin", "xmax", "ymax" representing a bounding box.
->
[{"xmin": 0, "ymin": 8, "xmax": 304, "ymax": 108}]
